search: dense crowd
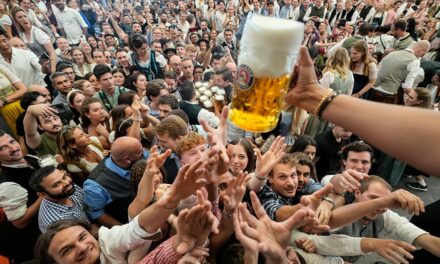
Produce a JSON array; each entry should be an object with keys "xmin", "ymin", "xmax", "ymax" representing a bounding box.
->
[{"xmin": 0, "ymin": 0, "xmax": 440, "ymax": 263}]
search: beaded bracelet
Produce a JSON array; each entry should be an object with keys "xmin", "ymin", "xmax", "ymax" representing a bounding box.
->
[{"xmin": 312, "ymin": 89, "xmax": 338, "ymax": 117}]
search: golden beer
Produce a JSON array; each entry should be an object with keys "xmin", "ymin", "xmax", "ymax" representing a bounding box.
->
[
  {"xmin": 228, "ymin": 15, "xmax": 304, "ymax": 132},
  {"xmin": 229, "ymin": 75, "xmax": 291, "ymax": 132}
]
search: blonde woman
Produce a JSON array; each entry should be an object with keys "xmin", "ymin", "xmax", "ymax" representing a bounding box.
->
[
  {"xmin": 367, "ymin": 1, "xmax": 388, "ymax": 27},
  {"xmin": 321, "ymin": 48, "xmax": 354, "ymax": 95},
  {"xmin": 304, "ymin": 48, "xmax": 354, "ymax": 137}
]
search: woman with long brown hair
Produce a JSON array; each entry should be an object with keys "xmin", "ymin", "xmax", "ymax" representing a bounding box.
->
[
  {"xmin": 350, "ymin": 40, "xmax": 377, "ymax": 99},
  {"xmin": 71, "ymin": 47, "xmax": 95, "ymax": 77},
  {"xmin": 81, "ymin": 98, "xmax": 111, "ymax": 149},
  {"xmin": 57, "ymin": 125, "xmax": 105, "ymax": 185}
]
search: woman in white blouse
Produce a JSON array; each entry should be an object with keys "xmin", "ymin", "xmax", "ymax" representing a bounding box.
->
[{"xmin": 11, "ymin": 7, "xmax": 56, "ymax": 72}]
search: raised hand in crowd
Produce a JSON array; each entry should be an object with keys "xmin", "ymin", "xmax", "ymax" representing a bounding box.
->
[
  {"xmin": 222, "ymin": 172, "xmax": 251, "ymax": 214},
  {"xmin": 329, "ymin": 189, "xmax": 425, "ymax": 229},
  {"xmin": 360, "ymin": 238, "xmax": 415, "ymax": 264},
  {"xmin": 172, "ymin": 188, "xmax": 219, "ymax": 255},
  {"xmin": 233, "ymin": 191, "xmax": 319, "ymax": 264},
  {"xmin": 140, "ymin": 160, "xmax": 210, "ymax": 234},
  {"xmin": 250, "ymin": 136, "xmax": 286, "ymax": 191},
  {"xmin": 129, "ymin": 145, "xmax": 171, "ymax": 219}
]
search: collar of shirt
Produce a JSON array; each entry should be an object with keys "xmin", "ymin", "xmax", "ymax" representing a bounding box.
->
[
  {"xmin": 105, "ymin": 156, "xmax": 131, "ymax": 180},
  {"xmin": 260, "ymin": 184, "xmax": 300, "ymax": 205},
  {"xmin": 105, "ymin": 149, "xmax": 148, "ymax": 180},
  {"xmin": 0, "ymin": 155, "xmax": 40, "ymax": 168}
]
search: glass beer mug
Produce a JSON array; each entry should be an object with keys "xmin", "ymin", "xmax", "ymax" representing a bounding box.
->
[{"xmin": 229, "ymin": 15, "xmax": 304, "ymax": 132}]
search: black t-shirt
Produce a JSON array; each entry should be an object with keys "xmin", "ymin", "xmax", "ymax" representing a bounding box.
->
[{"xmin": 315, "ymin": 129, "xmax": 351, "ymax": 181}]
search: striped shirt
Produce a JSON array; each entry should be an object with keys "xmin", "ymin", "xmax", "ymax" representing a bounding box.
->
[{"xmin": 38, "ymin": 184, "xmax": 90, "ymax": 232}]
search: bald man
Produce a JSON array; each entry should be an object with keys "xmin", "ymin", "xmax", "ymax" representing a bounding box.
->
[
  {"xmin": 168, "ymin": 55, "xmax": 182, "ymax": 77},
  {"xmin": 83, "ymin": 137, "xmax": 147, "ymax": 227},
  {"xmin": 10, "ymin": 37, "xmax": 27, "ymax": 50},
  {"xmin": 370, "ymin": 40, "xmax": 431, "ymax": 104}
]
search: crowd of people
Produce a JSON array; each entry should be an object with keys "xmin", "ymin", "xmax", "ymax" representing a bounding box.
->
[{"xmin": 0, "ymin": 0, "xmax": 440, "ymax": 263}]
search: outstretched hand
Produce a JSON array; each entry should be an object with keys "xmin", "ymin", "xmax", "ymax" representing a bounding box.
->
[
  {"xmin": 222, "ymin": 172, "xmax": 251, "ymax": 212},
  {"xmin": 173, "ymin": 188, "xmax": 219, "ymax": 255},
  {"xmin": 254, "ymin": 136, "xmax": 286, "ymax": 178},
  {"xmin": 233, "ymin": 191, "xmax": 321, "ymax": 263},
  {"xmin": 159, "ymin": 160, "xmax": 209, "ymax": 208}
]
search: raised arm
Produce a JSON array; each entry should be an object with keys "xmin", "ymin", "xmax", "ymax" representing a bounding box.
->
[
  {"xmin": 23, "ymin": 104, "xmax": 57, "ymax": 149},
  {"xmin": 286, "ymin": 46, "xmax": 440, "ymax": 177}
]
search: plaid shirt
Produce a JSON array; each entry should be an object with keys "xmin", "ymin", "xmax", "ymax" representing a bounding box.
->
[
  {"xmin": 38, "ymin": 184, "xmax": 90, "ymax": 232},
  {"xmin": 258, "ymin": 184, "xmax": 301, "ymax": 220}
]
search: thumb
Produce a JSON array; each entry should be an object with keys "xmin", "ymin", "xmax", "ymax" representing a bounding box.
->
[
  {"xmin": 284, "ymin": 208, "xmax": 307, "ymax": 230},
  {"xmin": 298, "ymin": 46, "xmax": 314, "ymax": 69},
  {"xmin": 312, "ymin": 183, "xmax": 333, "ymax": 200},
  {"xmin": 176, "ymin": 239, "xmax": 196, "ymax": 255}
]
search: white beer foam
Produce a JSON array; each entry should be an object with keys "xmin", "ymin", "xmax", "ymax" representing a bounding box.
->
[{"xmin": 239, "ymin": 15, "xmax": 304, "ymax": 77}]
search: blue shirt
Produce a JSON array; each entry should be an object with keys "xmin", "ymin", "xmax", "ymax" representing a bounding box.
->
[
  {"xmin": 83, "ymin": 151, "xmax": 148, "ymax": 220},
  {"xmin": 38, "ymin": 184, "xmax": 89, "ymax": 232}
]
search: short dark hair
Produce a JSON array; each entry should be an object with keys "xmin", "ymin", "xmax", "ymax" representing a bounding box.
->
[
  {"xmin": 169, "ymin": 109, "xmax": 189, "ymax": 124},
  {"xmin": 20, "ymin": 91, "xmax": 43, "ymax": 109},
  {"xmin": 127, "ymin": 72, "xmax": 145, "ymax": 91},
  {"xmin": 164, "ymin": 71, "xmax": 177, "ymax": 80},
  {"xmin": 115, "ymin": 48, "xmax": 127, "ymax": 57},
  {"xmin": 291, "ymin": 135, "xmax": 317, "ymax": 153},
  {"xmin": 130, "ymin": 33, "xmax": 148, "ymax": 50},
  {"xmin": 92, "ymin": 49, "xmax": 105, "ymax": 57},
  {"xmin": 158, "ymin": 95, "xmax": 179, "ymax": 109},
  {"xmin": 224, "ymin": 28, "xmax": 233, "ymax": 35},
  {"xmin": 29, "ymin": 165, "xmax": 57, "ymax": 193},
  {"xmin": 214, "ymin": 68, "xmax": 234, "ymax": 82},
  {"xmin": 49, "ymin": 72, "xmax": 67, "ymax": 83},
  {"xmin": 35, "ymin": 219, "xmax": 92, "ymax": 264},
  {"xmin": 56, "ymin": 63, "xmax": 73, "ymax": 72},
  {"xmin": 146, "ymin": 82, "xmax": 164, "ymax": 100},
  {"xmin": 118, "ymin": 90, "xmax": 138, "ymax": 105},
  {"xmin": 394, "ymin": 19, "xmax": 408, "ymax": 32},
  {"xmin": 341, "ymin": 141, "xmax": 374, "ymax": 162},
  {"xmin": 93, "ymin": 64, "xmax": 112, "ymax": 81},
  {"xmin": 179, "ymin": 81, "xmax": 195, "ymax": 101},
  {"xmin": 291, "ymin": 152, "xmax": 317, "ymax": 181},
  {"xmin": 0, "ymin": 27, "xmax": 9, "ymax": 39},
  {"xmin": 358, "ymin": 23, "xmax": 371, "ymax": 36}
]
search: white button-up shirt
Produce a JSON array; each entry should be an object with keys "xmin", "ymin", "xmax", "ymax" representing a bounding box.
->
[
  {"xmin": 0, "ymin": 48, "xmax": 46, "ymax": 87},
  {"xmin": 52, "ymin": 6, "xmax": 87, "ymax": 44}
]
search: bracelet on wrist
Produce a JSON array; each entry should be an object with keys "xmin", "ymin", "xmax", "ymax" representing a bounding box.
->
[
  {"xmin": 312, "ymin": 88, "xmax": 337, "ymax": 117},
  {"xmin": 222, "ymin": 208, "xmax": 233, "ymax": 218},
  {"xmin": 322, "ymin": 197, "xmax": 336, "ymax": 210},
  {"xmin": 254, "ymin": 172, "xmax": 267, "ymax": 181}
]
